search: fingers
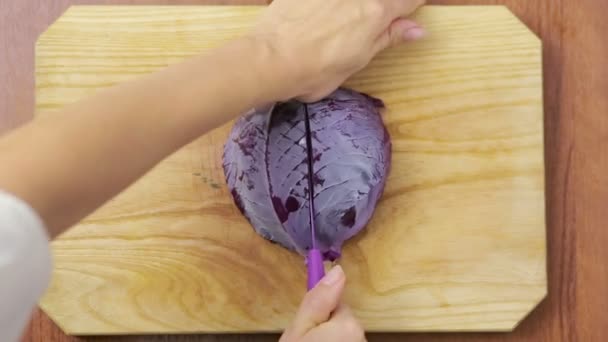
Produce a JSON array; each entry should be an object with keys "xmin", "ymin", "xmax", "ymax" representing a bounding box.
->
[
  {"xmin": 281, "ymin": 267, "xmax": 365, "ymax": 342},
  {"xmin": 374, "ymin": 0, "xmax": 426, "ymax": 52},
  {"xmin": 306, "ymin": 304, "xmax": 366, "ymax": 342},
  {"xmin": 285, "ymin": 265, "xmax": 346, "ymax": 338},
  {"xmin": 373, "ymin": 18, "xmax": 425, "ymax": 53}
]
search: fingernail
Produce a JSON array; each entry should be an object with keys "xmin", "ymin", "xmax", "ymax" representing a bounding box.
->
[
  {"xmin": 403, "ymin": 27, "xmax": 426, "ymax": 41},
  {"xmin": 321, "ymin": 265, "xmax": 343, "ymax": 286}
]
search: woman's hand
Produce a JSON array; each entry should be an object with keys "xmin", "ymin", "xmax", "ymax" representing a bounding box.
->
[
  {"xmin": 253, "ymin": 0, "xmax": 426, "ymax": 102},
  {"xmin": 280, "ymin": 266, "xmax": 366, "ymax": 342}
]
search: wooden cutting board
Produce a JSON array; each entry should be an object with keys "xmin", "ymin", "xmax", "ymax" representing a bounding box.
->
[{"xmin": 36, "ymin": 5, "xmax": 546, "ymax": 335}]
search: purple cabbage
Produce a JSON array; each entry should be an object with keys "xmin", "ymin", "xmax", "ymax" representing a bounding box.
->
[{"xmin": 222, "ymin": 88, "xmax": 391, "ymax": 261}]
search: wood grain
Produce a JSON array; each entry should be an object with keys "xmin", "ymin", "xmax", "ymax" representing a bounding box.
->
[
  {"xmin": 0, "ymin": 0, "xmax": 603, "ymax": 341},
  {"xmin": 34, "ymin": 5, "xmax": 545, "ymax": 335}
]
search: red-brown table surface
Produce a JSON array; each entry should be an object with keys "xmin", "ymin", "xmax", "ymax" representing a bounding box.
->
[{"xmin": 1, "ymin": 0, "xmax": 607, "ymax": 341}]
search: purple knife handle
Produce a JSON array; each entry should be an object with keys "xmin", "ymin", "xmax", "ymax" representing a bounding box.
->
[{"xmin": 307, "ymin": 249, "xmax": 325, "ymax": 290}]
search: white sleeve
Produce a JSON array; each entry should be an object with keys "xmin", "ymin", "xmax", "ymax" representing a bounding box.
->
[{"xmin": 0, "ymin": 191, "xmax": 52, "ymax": 342}]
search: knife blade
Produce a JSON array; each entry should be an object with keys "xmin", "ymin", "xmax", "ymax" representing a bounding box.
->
[{"xmin": 304, "ymin": 104, "xmax": 325, "ymax": 290}]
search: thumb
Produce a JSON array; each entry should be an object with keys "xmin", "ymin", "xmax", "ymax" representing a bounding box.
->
[
  {"xmin": 374, "ymin": 18, "xmax": 426, "ymax": 53},
  {"xmin": 288, "ymin": 265, "xmax": 346, "ymax": 337}
]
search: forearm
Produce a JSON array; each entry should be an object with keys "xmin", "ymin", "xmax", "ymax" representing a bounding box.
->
[{"xmin": 0, "ymin": 37, "xmax": 281, "ymax": 238}]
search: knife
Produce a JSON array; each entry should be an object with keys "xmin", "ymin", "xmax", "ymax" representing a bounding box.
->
[{"xmin": 304, "ymin": 104, "xmax": 325, "ymax": 290}]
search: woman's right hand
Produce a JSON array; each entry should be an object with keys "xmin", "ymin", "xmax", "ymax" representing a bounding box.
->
[
  {"xmin": 280, "ymin": 266, "xmax": 366, "ymax": 342},
  {"xmin": 252, "ymin": 0, "xmax": 426, "ymax": 102}
]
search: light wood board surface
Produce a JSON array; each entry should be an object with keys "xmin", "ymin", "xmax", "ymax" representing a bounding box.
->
[{"xmin": 35, "ymin": 5, "xmax": 546, "ymax": 335}]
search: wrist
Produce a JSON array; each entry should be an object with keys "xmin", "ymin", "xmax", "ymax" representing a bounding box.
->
[{"xmin": 242, "ymin": 34, "xmax": 299, "ymax": 104}]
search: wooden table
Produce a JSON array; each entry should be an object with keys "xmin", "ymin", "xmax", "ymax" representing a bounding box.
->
[{"xmin": 1, "ymin": 0, "xmax": 606, "ymax": 341}]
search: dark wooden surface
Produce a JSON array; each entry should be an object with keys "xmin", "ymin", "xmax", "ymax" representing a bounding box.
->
[{"xmin": 1, "ymin": 0, "xmax": 607, "ymax": 341}]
